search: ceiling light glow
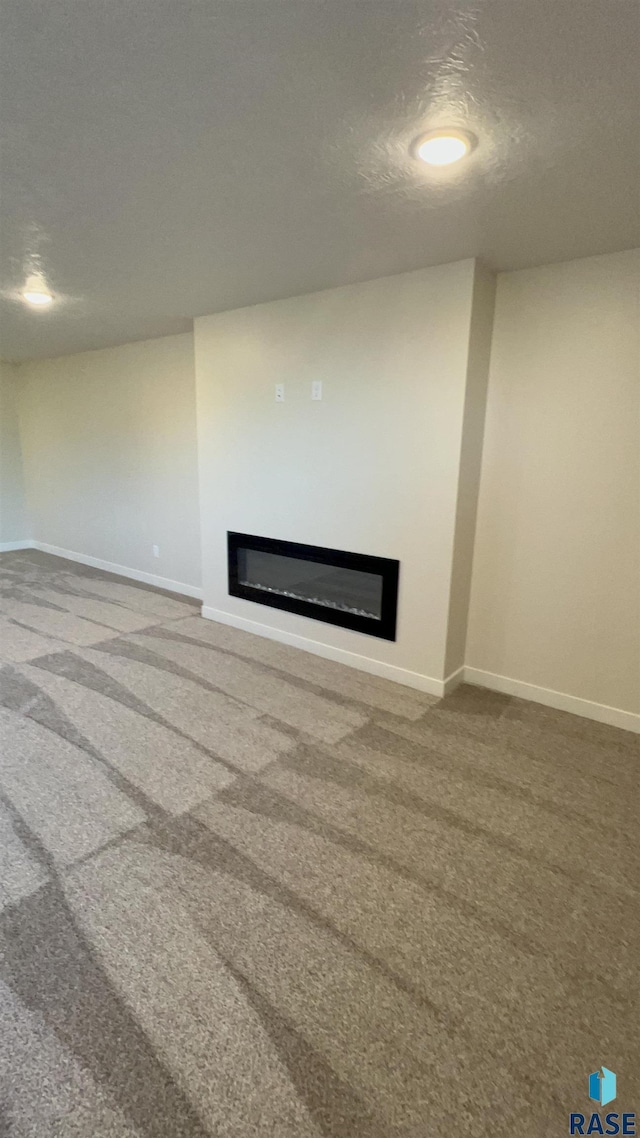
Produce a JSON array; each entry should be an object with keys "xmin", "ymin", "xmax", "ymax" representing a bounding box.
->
[
  {"xmin": 21, "ymin": 274, "xmax": 54, "ymax": 308},
  {"xmin": 413, "ymin": 129, "xmax": 475, "ymax": 166},
  {"xmin": 22, "ymin": 290, "xmax": 53, "ymax": 307}
]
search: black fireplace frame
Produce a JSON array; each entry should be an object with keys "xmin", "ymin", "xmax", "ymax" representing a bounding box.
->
[{"xmin": 227, "ymin": 532, "xmax": 399, "ymax": 641}]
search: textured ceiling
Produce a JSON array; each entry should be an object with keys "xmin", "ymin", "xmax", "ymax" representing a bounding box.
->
[{"xmin": 1, "ymin": 0, "xmax": 639, "ymax": 361}]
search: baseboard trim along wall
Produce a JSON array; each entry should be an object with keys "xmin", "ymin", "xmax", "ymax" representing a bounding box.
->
[
  {"xmin": 30, "ymin": 541, "xmax": 203, "ymax": 600},
  {"xmin": 201, "ymin": 607, "xmax": 639, "ymax": 730},
  {"xmin": 0, "ymin": 540, "xmax": 34, "ymax": 552},
  {"xmin": 202, "ymin": 605, "xmax": 458, "ymax": 697},
  {"xmin": 443, "ymin": 665, "xmax": 466, "ymax": 696},
  {"xmin": 464, "ymin": 666, "xmax": 640, "ymax": 734},
  {"xmin": 2, "ymin": 543, "xmax": 635, "ymax": 732}
]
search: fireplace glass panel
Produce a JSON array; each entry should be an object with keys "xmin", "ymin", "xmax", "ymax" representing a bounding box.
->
[{"xmin": 239, "ymin": 548, "xmax": 384, "ymax": 620}]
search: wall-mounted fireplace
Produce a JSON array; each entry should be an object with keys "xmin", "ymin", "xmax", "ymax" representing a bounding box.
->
[{"xmin": 228, "ymin": 532, "xmax": 399, "ymax": 640}]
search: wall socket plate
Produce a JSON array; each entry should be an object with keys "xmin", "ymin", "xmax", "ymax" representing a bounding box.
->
[
  {"xmin": 152, "ymin": 544, "xmax": 160, "ymax": 558},
  {"xmin": 311, "ymin": 380, "xmax": 322, "ymax": 400},
  {"xmin": 275, "ymin": 383, "xmax": 285, "ymax": 402}
]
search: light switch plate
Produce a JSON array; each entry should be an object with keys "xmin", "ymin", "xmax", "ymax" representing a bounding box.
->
[
  {"xmin": 311, "ymin": 380, "xmax": 322, "ymax": 400},
  {"xmin": 275, "ymin": 383, "xmax": 285, "ymax": 402}
]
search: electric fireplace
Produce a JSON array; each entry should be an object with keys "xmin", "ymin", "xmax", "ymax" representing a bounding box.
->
[{"xmin": 227, "ymin": 532, "xmax": 399, "ymax": 640}]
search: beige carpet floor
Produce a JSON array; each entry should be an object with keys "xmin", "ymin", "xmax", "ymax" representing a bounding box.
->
[{"xmin": 0, "ymin": 549, "xmax": 637, "ymax": 1136}]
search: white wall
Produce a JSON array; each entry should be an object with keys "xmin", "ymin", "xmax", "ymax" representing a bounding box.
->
[
  {"xmin": 195, "ymin": 260, "xmax": 487, "ymax": 690},
  {"xmin": 7, "ymin": 248, "xmax": 637, "ymax": 726},
  {"xmin": 467, "ymin": 249, "xmax": 640, "ymax": 717},
  {"xmin": 0, "ymin": 360, "xmax": 30, "ymax": 547},
  {"xmin": 18, "ymin": 334, "xmax": 202, "ymax": 591}
]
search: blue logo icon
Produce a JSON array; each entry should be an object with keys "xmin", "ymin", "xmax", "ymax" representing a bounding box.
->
[
  {"xmin": 570, "ymin": 1067, "xmax": 635, "ymax": 1135},
  {"xmin": 590, "ymin": 1068, "xmax": 617, "ymax": 1108}
]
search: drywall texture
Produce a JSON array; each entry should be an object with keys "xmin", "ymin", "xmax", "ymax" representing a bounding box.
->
[
  {"xmin": 195, "ymin": 261, "xmax": 485, "ymax": 686},
  {"xmin": 467, "ymin": 249, "xmax": 640, "ymax": 715},
  {"xmin": 19, "ymin": 334, "xmax": 202, "ymax": 588},
  {"xmin": 0, "ymin": 361, "xmax": 30, "ymax": 545}
]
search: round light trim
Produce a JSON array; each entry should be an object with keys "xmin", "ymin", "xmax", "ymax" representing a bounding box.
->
[
  {"xmin": 413, "ymin": 129, "xmax": 475, "ymax": 166},
  {"xmin": 21, "ymin": 274, "xmax": 54, "ymax": 308},
  {"xmin": 22, "ymin": 289, "xmax": 54, "ymax": 307}
]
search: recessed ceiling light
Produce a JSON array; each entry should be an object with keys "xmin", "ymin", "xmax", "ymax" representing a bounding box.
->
[
  {"xmin": 21, "ymin": 274, "xmax": 54, "ymax": 308},
  {"xmin": 22, "ymin": 290, "xmax": 53, "ymax": 307},
  {"xmin": 413, "ymin": 129, "xmax": 476, "ymax": 166}
]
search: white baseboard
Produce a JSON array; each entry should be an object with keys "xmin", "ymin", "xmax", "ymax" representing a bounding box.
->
[
  {"xmin": 443, "ymin": 665, "xmax": 465, "ymax": 695},
  {"xmin": 200, "ymin": 609, "xmax": 638, "ymax": 729},
  {"xmin": 31, "ymin": 542, "xmax": 203, "ymax": 600},
  {"xmin": 8, "ymin": 541, "xmax": 634, "ymax": 732},
  {"xmin": 202, "ymin": 605, "xmax": 449, "ymax": 696},
  {"xmin": 464, "ymin": 667, "xmax": 640, "ymax": 734},
  {"xmin": 0, "ymin": 540, "xmax": 34, "ymax": 552}
]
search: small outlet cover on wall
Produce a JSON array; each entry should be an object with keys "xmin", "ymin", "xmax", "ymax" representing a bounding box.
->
[
  {"xmin": 311, "ymin": 380, "xmax": 322, "ymax": 400},
  {"xmin": 275, "ymin": 383, "xmax": 285, "ymax": 402},
  {"xmin": 152, "ymin": 544, "xmax": 160, "ymax": 558}
]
